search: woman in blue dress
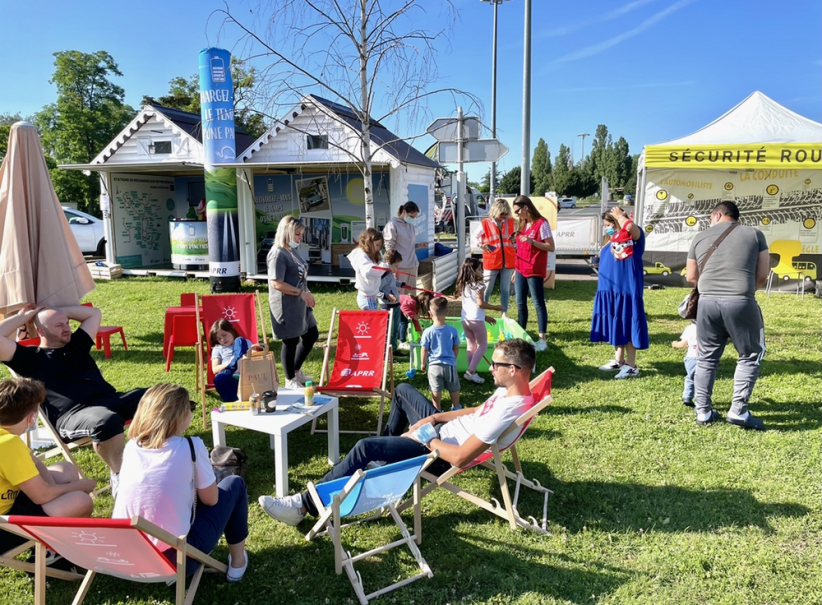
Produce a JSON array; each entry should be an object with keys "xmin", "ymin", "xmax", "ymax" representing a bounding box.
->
[{"xmin": 590, "ymin": 206, "xmax": 649, "ymax": 379}]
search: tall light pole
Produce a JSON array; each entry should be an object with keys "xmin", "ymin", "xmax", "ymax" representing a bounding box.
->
[
  {"xmin": 480, "ymin": 0, "xmax": 510, "ymax": 204},
  {"xmin": 577, "ymin": 132, "xmax": 590, "ymax": 166},
  {"xmin": 521, "ymin": 0, "xmax": 532, "ymax": 195}
]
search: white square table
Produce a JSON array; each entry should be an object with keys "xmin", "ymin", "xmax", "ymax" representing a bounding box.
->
[{"xmin": 210, "ymin": 390, "xmax": 339, "ymax": 497}]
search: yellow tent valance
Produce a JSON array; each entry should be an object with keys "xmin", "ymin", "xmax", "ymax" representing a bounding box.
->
[{"xmin": 644, "ymin": 143, "xmax": 821, "ymax": 170}]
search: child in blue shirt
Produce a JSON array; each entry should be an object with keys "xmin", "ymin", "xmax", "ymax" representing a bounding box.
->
[
  {"xmin": 379, "ymin": 250, "xmax": 406, "ymax": 357},
  {"xmin": 210, "ymin": 319, "xmax": 253, "ymax": 402},
  {"xmin": 419, "ymin": 297, "xmax": 461, "ymax": 411}
]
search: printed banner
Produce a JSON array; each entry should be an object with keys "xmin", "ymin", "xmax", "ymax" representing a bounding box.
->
[
  {"xmin": 111, "ymin": 174, "xmax": 175, "ymax": 268},
  {"xmin": 169, "ymin": 220, "xmax": 208, "ymax": 266},
  {"xmin": 641, "ymin": 168, "xmax": 821, "ymax": 286},
  {"xmin": 324, "ymin": 310, "xmax": 388, "ymax": 390},
  {"xmin": 645, "ymin": 143, "xmax": 822, "ymax": 170},
  {"xmin": 199, "ymin": 48, "xmax": 240, "ymax": 291}
]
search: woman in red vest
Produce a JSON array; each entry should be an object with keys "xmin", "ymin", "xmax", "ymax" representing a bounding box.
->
[
  {"xmin": 512, "ymin": 196, "xmax": 554, "ymax": 352},
  {"xmin": 475, "ymin": 198, "xmax": 516, "ymax": 318}
]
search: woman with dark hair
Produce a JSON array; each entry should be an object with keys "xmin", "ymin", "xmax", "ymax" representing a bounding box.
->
[
  {"xmin": 268, "ymin": 216, "xmax": 319, "ymax": 390},
  {"xmin": 590, "ymin": 206, "xmax": 648, "ymax": 379},
  {"xmin": 384, "ymin": 201, "xmax": 420, "ymax": 345},
  {"xmin": 512, "ymin": 195, "xmax": 554, "ymax": 352}
]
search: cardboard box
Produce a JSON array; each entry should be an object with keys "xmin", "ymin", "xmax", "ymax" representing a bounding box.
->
[{"xmin": 88, "ymin": 262, "xmax": 122, "ymax": 280}]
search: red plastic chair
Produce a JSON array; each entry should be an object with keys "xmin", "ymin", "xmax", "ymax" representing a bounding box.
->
[
  {"xmin": 180, "ymin": 292, "xmax": 196, "ymax": 306},
  {"xmin": 166, "ymin": 314, "xmax": 204, "ymax": 372},
  {"xmin": 81, "ymin": 303, "xmax": 127, "ymax": 359}
]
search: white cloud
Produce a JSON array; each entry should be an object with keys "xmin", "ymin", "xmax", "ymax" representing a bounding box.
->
[
  {"xmin": 553, "ymin": 0, "xmax": 698, "ymax": 63},
  {"xmin": 541, "ymin": 0, "xmax": 659, "ymax": 38}
]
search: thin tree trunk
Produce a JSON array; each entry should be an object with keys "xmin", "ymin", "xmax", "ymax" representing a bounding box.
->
[{"xmin": 359, "ymin": 0, "xmax": 374, "ymax": 228}]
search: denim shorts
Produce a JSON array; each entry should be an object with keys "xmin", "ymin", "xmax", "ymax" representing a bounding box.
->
[{"xmin": 428, "ymin": 364, "xmax": 460, "ymax": 393}]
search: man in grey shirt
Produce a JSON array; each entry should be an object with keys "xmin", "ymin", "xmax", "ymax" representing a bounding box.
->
[{"xmin": 686, "ymin": 201, "xmax": 770, "ymax": 430}]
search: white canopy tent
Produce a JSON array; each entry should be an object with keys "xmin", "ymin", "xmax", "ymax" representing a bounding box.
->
[{"xmin": 635, "ymin": 91, "xmax": 822, "ymax": 286}]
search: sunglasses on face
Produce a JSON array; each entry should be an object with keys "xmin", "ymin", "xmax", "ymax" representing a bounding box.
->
[
  {"xmin": 513, "ymin": 207, "xmax": 523, "ymax": 215},
  {"xmin": 491, "ymin": 361, "xmax": 521, "ymax": 370}
]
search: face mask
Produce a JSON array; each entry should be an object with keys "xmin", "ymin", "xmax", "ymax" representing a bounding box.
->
[
  {"xmin": 289, "ymin": 240, "xmax": 301, "ymax": 248},
  {"xmin": 404, "ymin": 216, "xmax": 416, "ymax": 225},
  {"xmin": 605, "ymin": 226, "xmax": 617, "ymax": 236}
]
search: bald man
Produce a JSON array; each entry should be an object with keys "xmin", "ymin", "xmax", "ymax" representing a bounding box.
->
[{"xmin": 0, "ymin": 305, "xmax": 146, "ymax": 495}]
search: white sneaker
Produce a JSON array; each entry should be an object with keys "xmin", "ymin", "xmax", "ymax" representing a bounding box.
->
[
  {"xmin": 226, "ymin": 549, "xmax": 249, "ymax": 582},
  {"xmin": 535, "ymin": 339, "xmax": 548, "ymax": 352},
  {"xmin": 463, "ymin": 371, "xmax": 485, "ymax": 384},
  {"xmin": 598, "ymin": 359, "xmax": 622, "ymax": 372},
  {"xmin": 614, "ymin": 365, "xmax": 639, "ymax": 379},
  {"xmin": 501, "ymin": 312, "xmax": 508, "ymax": 320},
  {"xmin": 284, "ymin": 378, "xmax": 303, "ymax": 390},
  {"xmin": 365, "ymin": 461, "xmax": 385, "ymax": 470},
  {"xmin": 295, "ymin": 370, "xmax": 314, "ymax": 384},
  {"xmin": 258, "ymin": 494, "xmax": 305, "ymax": 526},
  {"xmin": 110, "ymin": 471, "xmax": 120, "ymax": 499},
  {"xmin": 398, "ymin": 341, "xmax": 411, "ymax": 351}
]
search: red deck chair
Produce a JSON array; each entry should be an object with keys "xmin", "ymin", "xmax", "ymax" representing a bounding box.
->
[
  {"xmin": 398, "ymin": 367, "xmax": 555, "ymax": 534},
  {"xmin": 165, "ymin": 315, "xmax": 205, "ymax": 374},
  {"xmin": 195, "ymin": 293, "xmax": 261, "ymax": 427},
  {"xmin": 312, "ymin": 309, "xmax": 394, "ymax": 436},
  {"xmin": 0, "ymin": 515, "xmax": 227, "ymax": 605}
]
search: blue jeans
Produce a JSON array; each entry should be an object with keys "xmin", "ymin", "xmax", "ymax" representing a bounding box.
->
[
  {"xmin": 514, "ymin": 273, "xmax": 548, "ymax": 335},
  {"xmin": 214, "ymin": 339, "xmax": 251, "ymax": 402},
  {"xmin": 683, "ymin": 356, "xmax": 697, "ymax": 403},
  {"xmin": 165, "ymin": 475, "xmax": 249, "ymax": 575},
  {"xmin": 483, "ymin": 266, "xmax": 513, "ymax": 313},
  {"xmin": 380, "ymin": 304, "xmax": 401, "ymax": 351},
  {"xmin": 301, "ymin": 384, "xmax": 449, "ymax": 516}
]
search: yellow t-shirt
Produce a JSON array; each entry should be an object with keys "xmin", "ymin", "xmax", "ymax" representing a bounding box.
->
[{"xmin": 0, "ymin": 427, "xmax": 39, "ymax": 515}]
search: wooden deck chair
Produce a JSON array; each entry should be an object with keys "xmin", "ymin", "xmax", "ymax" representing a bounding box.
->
[
  {"xmin": 311, "ymin": 309, "xmax": 394, "ymax": 436},
  {"xmin": 0, "ymin": 523, "xmax": 85, "ymax": 585},
  {"xmin": 398, "ymin": 367, "xmax": 555, "ymax": 534},
  {"xmin": 305, "ymin": 452, "xmax": 439, "ymax": 605},
  {"xmin": 0, "ymin": 515, "xmax": 227, "ymax": 605},
  {"xmin": 195, "ymin": 292, "xmax": 262, "ymax": 428}
]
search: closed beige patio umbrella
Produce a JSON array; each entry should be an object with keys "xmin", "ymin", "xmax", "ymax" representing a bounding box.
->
[{"xmin": 0, "ymin": 121, "xmax": 95, "ymax": 317}]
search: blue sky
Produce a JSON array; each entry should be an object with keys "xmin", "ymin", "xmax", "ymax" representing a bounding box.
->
[{"xmin": 2, "ymin": 0, "xmax": 820, "ymax": 182}]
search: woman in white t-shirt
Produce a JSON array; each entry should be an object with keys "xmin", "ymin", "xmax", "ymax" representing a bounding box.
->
[
  {"xmin": 455, "ymin": 258, "xmax": 503, "ymax": 385},
  {"xmin": 113, "ymin": 384, "xmax": 249, "ymax": 581}
]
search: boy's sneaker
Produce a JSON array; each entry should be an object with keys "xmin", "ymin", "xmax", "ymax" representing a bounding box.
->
[
  {"xmin": 682, "ymin": 399, "xmax": 695, "ymax": 408},
  {"xmin": 614, "ymin": 365, "xmax": 639, "ymax": 379},
  {"xmin": 398, "ymin": 341, "xmax": 411, "ymax": 351},
  {"xmin": 110, "ymin": 471, "xmax": 120, "ymax": 500},
  {"xmin": 226, "ymin": 549, "xmax": 249, "ymax": 582},
  {"xmin": 463, "ymin": 371, "xmax": 484, "ymax": 384},
  {"xmin": 535, "ymin": 339, "xmax": 548, "ymax": 352},
  {"xmin": 450, "ymin": 404, "xmax": 463, "ymax": 411},
  {"xmin": 598, "ymin": 359, "xmax": 622, "ymax": 371},
  {"xmin": 284, "ymin": 378, "xmax": 303, "ymax": 390},
  {"xmin": 295, "ymin": 370, "xmax": 314, "ymax": 384},
  {"xmin": 258, "ymin": 494, "xmax": 305, "ymax": 526}
]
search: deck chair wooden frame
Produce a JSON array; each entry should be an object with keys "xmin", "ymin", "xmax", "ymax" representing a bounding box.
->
[
  {"xmin": 304, "ymin": 452, "xmax": 438, "ymax": 605},
  {"xmin": 311, "ymin": 308, "xmax": 394, "ymax": 436},
  {"xmin": 0, "ymin": 515, "xmax": 227, "ymax": 605},
  {"xmin": 0, "ymin": 526, "xmax": 85, "ymax": 584},
  {"xmin": 397, "ymin": 368, "xmax": 555, "ymax": 534},
  {"xmin": 195, "ymin": 291, "xmax": 266, "ymax": 428}
]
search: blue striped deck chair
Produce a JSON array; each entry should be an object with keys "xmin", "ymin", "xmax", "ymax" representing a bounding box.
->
[{"xmin": 305, "ymin": 452, "xmax": 439, "ymax": 605}]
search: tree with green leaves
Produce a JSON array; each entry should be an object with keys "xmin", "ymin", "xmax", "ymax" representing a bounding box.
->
[
  {"xmin": 498, "ymin": 166, "xmax": 534, "ymax": 195},
  {"xmin": 478, "ymin": 168, "xmax": 501, "ymax": 194},
  {"xmin": 531, "ymin": 138, "xmax": 553, "ymax": 196},
  {"xmin": 141, "ymin": 58, "xmax": 267, "ymax": 138},
  {"xmin": 552, "ymin": 144, "xmax": 576, "ymax": 196},
  {"xmin": 34, "ymin": 50, "xmax": 135, "ymax": 215},
  {"xmin": 0, "ymin": 113, "xmax": 26, "ymax": 162}
]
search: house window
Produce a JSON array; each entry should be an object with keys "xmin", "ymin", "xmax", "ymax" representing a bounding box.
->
[
  {"xmin": 306, "ymin": 134, "xmax": 328, "ymax": 150},
  {"xmin": 150, "ymin": 141, "xmax": 172, "ymax": 154}
]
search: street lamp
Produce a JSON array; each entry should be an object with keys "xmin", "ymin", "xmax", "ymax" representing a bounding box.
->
[
  {"xmin": 480, "ymin": 0, "xmax": 511, "ymax": 204},
  {"xmin": 577, "ymin": 132, "xmax": 590, "ymax": 166},
  {"xmin": 521, "ymin": 0, "xmax": 532, "ymax": 195}
]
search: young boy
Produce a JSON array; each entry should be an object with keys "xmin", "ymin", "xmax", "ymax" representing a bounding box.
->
[
  {"xmin": 419, "ymin": 297, "xmax": 461, "ymax": 411},
  {"xmin": 672, "ymin": 321, "xmax": 698, "ymax": 407},
  {"xmin": 0, "ymin": 377, "xmax": 96, "ymax": 521},
  {"xmin": 379, "ymin": 249, "xmax": 407, "ymax": 357}
]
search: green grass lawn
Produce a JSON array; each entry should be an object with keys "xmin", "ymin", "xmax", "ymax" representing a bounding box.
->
[{"xmin": 1, "ymin": 277, "xmax": 819, "ymax": 605}]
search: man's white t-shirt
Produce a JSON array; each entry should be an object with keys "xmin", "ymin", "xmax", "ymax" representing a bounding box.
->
[
  {"xmin": 438, "ymin": 387, "xmax": 533, "ymax": 451},
  {"xmin": 680, "ymin": 323, "xmax": 698, "ymax": 359},
  {"xmin": 113, "ymin": 436, "xmax": 216, "ymax": 546}
]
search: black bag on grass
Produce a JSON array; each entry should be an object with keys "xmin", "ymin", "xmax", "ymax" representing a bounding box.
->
[{"xmin": 210, "ymin": 445, "xmax": 248, "ymax": 483}]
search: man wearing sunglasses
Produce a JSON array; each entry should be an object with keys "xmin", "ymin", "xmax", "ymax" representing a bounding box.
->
[{"xmin": 260, "ymin": 339, "xmax": 536, "ymax": 526}]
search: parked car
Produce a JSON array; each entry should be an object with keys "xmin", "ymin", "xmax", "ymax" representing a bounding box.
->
[
  {"xmin": 643, "ymin": 261, "xmax": 672, "ymax": 276},
  {"xmin": 62, "ymin": 207, "xmax": 106, "ymax": 256},
  {"xmin": 559, "ymin": 198, "xmax": 576, "ymax": 209},
  {"xmin": 257, "ymin": 230, "xmax": 276, "ymax": 265}
]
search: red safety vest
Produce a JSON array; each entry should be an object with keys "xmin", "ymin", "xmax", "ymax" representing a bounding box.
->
[
  {"xmin": 515, "ymin": 218, "xmax": 548, "ymax": 278},
  {"xmin": 480, "ymin": 217, "xmax": 516, "ymax": 270}
]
